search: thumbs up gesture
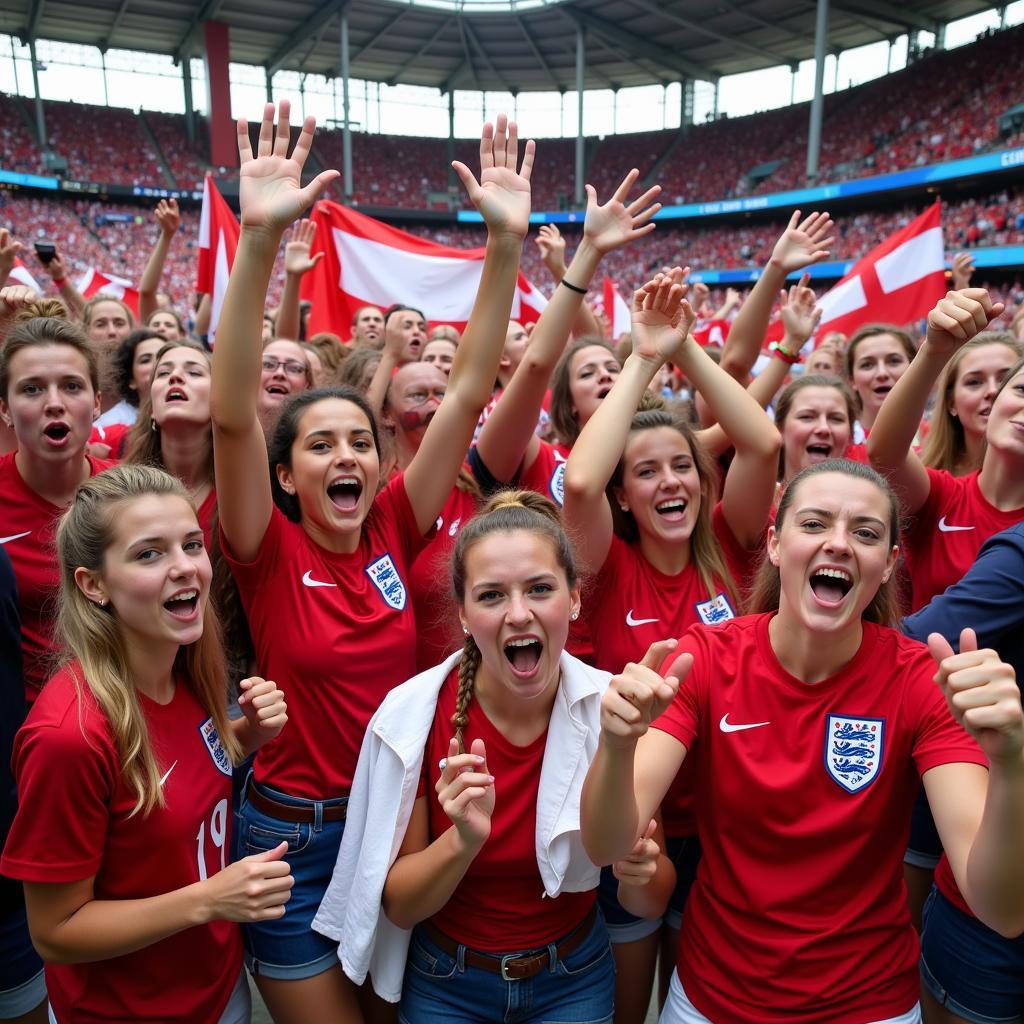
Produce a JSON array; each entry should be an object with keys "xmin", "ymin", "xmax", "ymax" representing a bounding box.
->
[
  {"xmin": 928, "ymin": 628, "xmax": 1023, "ymax": 765},
  {"xmin": 601, "ymin": 639, "xmax": 691, "ymax": 746},
  {"xmin": 612, "ymin": 819, "xmax": 662, "ymax": 888}
]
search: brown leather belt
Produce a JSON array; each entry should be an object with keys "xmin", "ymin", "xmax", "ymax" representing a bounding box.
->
[
  {"xmin": 246, "ymin": 782, "xmax": 347, "ymax": 823},
  {"xmin": 421, "ymin": 905, "xmax": 597, "ymax": 981}
]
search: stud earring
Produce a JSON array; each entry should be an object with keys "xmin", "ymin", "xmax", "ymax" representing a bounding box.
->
[
  {"xmin": 570, "ymin": 610, "xmax": 579, "ymax": 621},
  {"xmin": 619, "ymin": 504, "xmax": 629, "ymax": 513},
  {"xmin": 462, "ymin": 625, "xmax": 470, "ymax": 635}
]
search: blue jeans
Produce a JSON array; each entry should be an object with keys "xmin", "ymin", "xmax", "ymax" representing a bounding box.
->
[
  {"xmin": 920, "ymin": 886, "xmax": 1024, "ymax": 1024},
  {"xmin": 0, "ymin": 905, "xmax": 45, "ymax": 1018},
  {"xmin": 233, "ymin": 776, "xmax": 348, "ymax": 980},
  {"xmin": 399, "ymin": 912, "xmax": 615, "ymax": 1024}
]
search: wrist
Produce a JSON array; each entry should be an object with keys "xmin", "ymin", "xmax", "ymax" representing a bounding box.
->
[
  {"xmin": 486, "ymin": 229, "xmax": 526, "ymax": 249},
  {"xmin": 601, "ymin": 729, "xmax": 640, "ymax": 754},
  {"xmin": 448, "ymin": 825, "xmax": 486, "ymax": 860},
  {"xmin": 769, "ymin": 340, "xmax": 802, "ymax": 366},
  {"xmin": 185, "ymin": 880, "xmax": 214, "ymax": 927},
  {"xmin": 52, "ymin": 276, "xmax": 66, "ymax": 285}
]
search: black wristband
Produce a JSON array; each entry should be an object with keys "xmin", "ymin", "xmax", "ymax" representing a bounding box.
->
[{"xmin": 560, "ymin": 277, "xmax": 587, "ymax": 295}]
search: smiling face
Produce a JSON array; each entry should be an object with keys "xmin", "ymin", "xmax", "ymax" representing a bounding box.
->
[
  {"xmin": 148, "ymin": 311, "xmax": 184, "ymax": 342},
  {"xmin": 950, "ymin": 342, "xmax": 1019, "ymax": 443},
  {"xmin": 75, "ymin": 493, "xmax": 211, "ymax": 656},
  {"xmin": 781, "ymin": 386, "xmax": 852, "ymax": 480},
  {"xmin": 768, "ymin": 472, "xmax": 898, "ymax": 637},
  {"xmin": 150, "ymin": 346, "xmax": 212, "ymax": 429},
  {"xmin": 983, "ymin": 363, "xmax": 1024, "ymax": 459},
  {"xmin": 129, "ymin": 336, "xmax": 166, "ymax": 405},
  {"xmin": 459, "ymin": 529, "xmax": 579, "ymax": 708},
  {"xmin": 617, "ymin": 426, "xmax": 702, "ymax": 550},
  {"xmin": 259, "ymin": 339, "xmax": 310, "ymax": 416},
  {"xmin": 421, "ymin": 338, "xmax": 457, "ymax": 377},
  {"xmin": 849, "ymin": 333, "xmax": 912, "ymax": 426},
  {"xmin": 569, "ymin": 344, "xmax": 621, "ymax": 429},
  {"xmin": 276, "ymin": 397, "xmax": 381, "ymax": 548},
  {"xmin": 1, "ymin": 343, "xmax": 99, "ymax": 463}
]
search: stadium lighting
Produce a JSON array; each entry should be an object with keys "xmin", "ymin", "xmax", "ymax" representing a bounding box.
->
[{"xmin": 399, "ymin": 0, "xmax": 569, "ymax": 10}]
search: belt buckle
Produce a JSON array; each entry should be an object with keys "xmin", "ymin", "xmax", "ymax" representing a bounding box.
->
[{"xmin": 499, "ymin": 954, "xmax": 519, "ymax": 982}]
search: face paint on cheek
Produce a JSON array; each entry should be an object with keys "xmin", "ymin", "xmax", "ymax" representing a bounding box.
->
[{"xmin": 400, "ymin": 409, "xmax": 429, "ymax": 432}]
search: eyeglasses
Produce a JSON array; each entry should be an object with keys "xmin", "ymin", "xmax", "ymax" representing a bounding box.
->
[{"xmin": 262, "ymin": 357, "xmax": 308, "ymax": 377}]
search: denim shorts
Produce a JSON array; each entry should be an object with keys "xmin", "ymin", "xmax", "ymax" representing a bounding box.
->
[
  {"xmin": 904, "ymin": 786, "xmax": 942, "ymax": 870},
  {"xmin": 233, "ymin": 776, "xmax": 348, "ymax": 980},
  {"xmin": 598, "ymin": 835, "xmax": 702, "ymax": 942},
  {"xmin": 0, "ymin": 903, "xmax": 45, "ymax": 1019},
  {"xmin": 399, "ymin": 911, "xmax": 615, "ymax": 1024},
  {"xmin": 920, "ymin": 886, "xmax": 1024, "ymax": 1024}
]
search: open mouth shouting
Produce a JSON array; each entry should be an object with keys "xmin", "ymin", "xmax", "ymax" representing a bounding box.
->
[
  {"xmin": 808, "ymin": 566, "xmax": 853, "ymax": 609},
  {"xmin": 326, "ymin": 475, "xmax": 363, "ymax": 513},
  {"xmin": 265, "ymin": 383, "xmax": 290, "ymax": 398},
  {"xmin": 504, "ymin": 635, "xmax": 543, "ymax": 679},
  {"xmin": 655, "ymin": 498, "xmax": 687, "ymax": 522},
  {"xmin": 42, "ymin": 421, "xmax": 72, "ymax": 448},
  {"xmin": 164, "ymin": 588, "xmax": 200, "ymax": 621},
  {"xmin": 805, "ymin": 442, "xmax": 833, "ymax": 463}
]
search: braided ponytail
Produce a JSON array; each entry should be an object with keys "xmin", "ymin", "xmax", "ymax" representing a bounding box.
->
[{"xmin": 451, "ymin": 635, "xmax": 482, "ymax": 753}]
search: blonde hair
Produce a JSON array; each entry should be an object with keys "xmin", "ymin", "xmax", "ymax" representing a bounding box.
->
[
  {"xmin": 449, "ymin": 490, "xmax": 577, "ymax": 753},
  {"xmin": 920, "ymin": 334, "xmax": 1024, "ymax": 474},
  {"xmin": 1, "ymin": 302, "xmax": 98, "ymax": 399},
  {"xmin": 55, "ymin": 464, "xmax": 239, "ymax": 817},
  {"xmin": 82, "ymin": 294, "xmax": 136, "ymax": 331}
]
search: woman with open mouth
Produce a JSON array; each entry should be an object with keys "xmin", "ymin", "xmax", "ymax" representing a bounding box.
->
[
  {"xmin": 315, "ymin": 491, "xmax": 665, "ymax": 1023},
  {"xmin": 210, "ymin": 102, "xmax": 531, "ymax": 1023},
  {"xmin": 2, "ymin": 464, "xmax": 291, "ymax": 1024},
  {"xmin": 0, "ymin": 292, "xmax": 116, "ymax": 704},
  {"xmin": 582, "ymin": 458, "xmax": 1024, "ymax": 1024},
  {"xmin": 562, "ymin": 270, "xmax": 780, "ymax": 1023}
]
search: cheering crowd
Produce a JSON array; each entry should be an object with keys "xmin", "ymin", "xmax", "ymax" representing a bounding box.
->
[{"xmin": 0, "ymin": 101, "xmax": 1022, "ymax": 1024}]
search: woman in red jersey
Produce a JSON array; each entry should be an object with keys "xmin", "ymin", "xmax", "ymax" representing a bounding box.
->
[
  {"xmin": 0, "ymin": 297, "xmax": 115, "ymax": 703},
  {"xmin": 867, "ymin": 288, "xmax": 1024, "ymax": 614},
  {"xmin": 211, "ymin": 102, "xmax": 530, "ymax": 1023},
  {"xmin": 773, "ymin": 374, "xmax": 857, "ymax": 487},
  {"xmin": 582, "ymin": 457, "xmax": 1024, "ymax": 1024},
  {"xmin": 562, "ymin": 271, "xmax": 779, "ymax": 1022},
  {"xmin": 843, "ymin": 323, "xmax": 917, "ymax": 448},
  {"xmin": 1, "ymin": 464, "xmax": 292, "ymax": 1024}
]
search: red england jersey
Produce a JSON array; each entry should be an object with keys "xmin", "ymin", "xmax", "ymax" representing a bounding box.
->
[
  {"xmin": 420, "ymin": 669, "xmax": 595, "ymax": 951},
  {"xmin": 223, "ymin": 473, "xmax": 428, "ymax": 798},
  {"xmin": 0, "ymin": 453, "xmax": 115, "ymax": 701},
  {"xmin": 903, "ymin": 469, "xmax": 1024, "ymax": 612},
  {"xmin": 410, "ymin": 483, "xmax": 480, "ymax": 672},
  {"xmin": 88, "ymin": 421, "xmax": 131, "ymax": 458},
  {"xmin": 1, "ymin": 666, "xmax": 241, "ymax": 1023},
  {"xmin": 652, "ymin": 614, "xmax": 985, "ymax": 1023}
]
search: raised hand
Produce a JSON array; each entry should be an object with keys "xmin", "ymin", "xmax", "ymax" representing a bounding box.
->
[
  {"xmin": 43, "ymin": 252, "xmax": 68, "ymax": 282},
  {"xmin": 284, "ymin": 218, "xmax": 322, "ymax": 276},
  {"xmin": 436, "ymin": 737, "xmax": 495, "ymax": 851},
  {"xmin": 238, "ymin": 676, "xmax": 288, "ymax": 743},
  {"xmin": 452, "ymin": 114, "xmax": 534, "ymax": 240},
  {"xmin": 928, "ymin": 628, "xmax": 1023, "ymax": 766},
  {"xmin": 769, "ymin": 210, "xmax": 835, "ymax": 274},
  {"xmin": 582, "ymin": 168, "xmax": 661, "ymax": 255},
  {"xmin": 950, "ymin": 252, "xmax": 975, "ymax": 291},
  {"xmin": 535, "ymin": 223, "xmax": 567, "ymax": 275},
  {"xmin": 630, "ymin": 268, "xmax": 697, "ymax": 365},
  {"xmin": 0, "ymin": 284, "xmax": 39, "ymax": 318},
  {"xmin": 601, "ymin": 639, "xmax": 689, "ymax": 746},
  {"xmin": 926, "ymin": 288, "xmax": 1006, "ymax": 356},
  {"xmin": 155, "ymin": 198, "xmax": 180, "ymax": 237},
  {"xmin": 236, "ymin": 100, "xmax": 340, "ymax": 236},
  {"xmin": 0, "ymin": 228, "xmax": 22, "ymax": 282},
  {"xmin": 612, "ymin": 819, "xmax": 660, "ymax": 887},
  {"xmin": 203, "ymin": 841, "xmax": 294, "ymax": 923},
  {"xmin": 779, "ymin": 273, "xmax": 822, "ymax": 347}
]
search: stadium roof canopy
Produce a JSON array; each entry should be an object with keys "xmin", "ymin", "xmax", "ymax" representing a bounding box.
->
[{"xmin": 2, "ymin": 0, "xmax": 994, "ymax": 93}]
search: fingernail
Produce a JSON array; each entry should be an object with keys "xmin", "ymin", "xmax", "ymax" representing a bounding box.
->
[
  {"xmin": 473, "ymin": 756, "xmax": 485, "ymax": 763},
  {"xmin": 486, "ymin": 775, "xmax": 495, "ymax": 783}
]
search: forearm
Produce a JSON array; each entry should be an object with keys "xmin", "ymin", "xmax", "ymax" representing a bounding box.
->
[
  {"xmin": 965, "ymin": 754, "xmax": 1024, "ymax": 937},
  {"xmin": 719, "ymin": 265, "xmax": 785, "ymax": 379},
  {"xmin": 275, "ymin": 272, "xmax": 302, "ymax": 341},
  {"xmin": 382, "ymin": 828, "xmax": 480, "ymax": 930},
  {"xmin": 211, "ymin": 227, "xmax": 280, "ymax": 432},
  {"xmin": 867, "ymin": 344, "xmax": 947, "ymax": 470},
  {"xmin": 54, "ymin": 277, "xmax": 85, "ymax": 317},
  {"xmin": 580, "ymin": 740, "xmax": 641, "ymax": 866},
  {"xmin": 138, "ymin": 232, "xmax": 172, "ymax": 322},
  {"xmin": 365, "ymin": 347, "xmax": 399, "ymax": 417},
  {"xmin": 194, "ymin": 293, "xmax": 212, "ymax": 337},
  {"xmin": 572, "ymin": 301, "xmax": 601, "ymax": 339},
  {"xmin": 228, "ymin": 717, "xmax": 273, "ymax": 758}
]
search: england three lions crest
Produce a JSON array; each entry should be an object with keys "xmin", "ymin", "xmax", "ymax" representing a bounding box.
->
[
  {"xmin": 824, "ymin": 715, "xmax": 884, "ymax": 794},
  {"xmin": 365, "ymin": 553, "xmax": 407, "ymax": 611},
  {"xmin": 199, "ymin": 717, "xmax": 233, "ymax": 777}
]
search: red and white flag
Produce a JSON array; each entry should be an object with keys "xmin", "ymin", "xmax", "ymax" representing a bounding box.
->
[
  {"xmin": 8, "ymin": 257, "xmax": 43, "ymax": 293},
  {"xmin": 301, "ymin": 201, "xmax": 548, "ymax": 341},
  {"xmin": 693, "ymin": 319, "xmax": 731, "ymax": 348},
  {"xmin": 601, "ymin": 278, "xmax": 631, "ymax": 340},
  {"xmin": 76, "ymin": 268, "xmax": 140, "ymax": 316},
  {"xmin": 765, "ymin": 201, "xmax": 946, "ymax": 350},
  {"xmin": 197, "ymin": 175, "xmax": 240, "ymax": 336}
]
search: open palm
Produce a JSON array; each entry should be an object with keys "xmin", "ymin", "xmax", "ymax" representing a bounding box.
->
[
  {"xmin": 631, "ymin": 269, "xmax": 696, "ymax": 363},
  {"xmin": 771, "ymin": 210, "xmax": 835, "ymax": 273},
  {"xmin": 583, "ymin": 168, "xmax": 661, "ymax": 255}
]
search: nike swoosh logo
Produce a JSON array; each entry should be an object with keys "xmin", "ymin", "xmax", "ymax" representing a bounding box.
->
[
  {"xmin": 159, "ymin": 761, "xmax": 177, "ymax": 787},
  {"xmin": 0, "ymin": 531, "xmax": 31, "ymax": 545},
  {"xmin": 626, "ymin": 609, "xmax": 659, "ymax": 627},
  {"xmin": 719, "ymin": 714, "xmax": 770, "ymax": 733},
  {"xmin": 302, "ymin": 570, "xmax": 337, "ymax": 588},
  {"xmin": 937, "ymin": 517, "xmax": 974, "ymax": 533}
]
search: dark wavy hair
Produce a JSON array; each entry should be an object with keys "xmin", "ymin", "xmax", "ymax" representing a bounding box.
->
[{"xmin": 112, "ymin": 329, "xmax": 163, "ymax": 406}]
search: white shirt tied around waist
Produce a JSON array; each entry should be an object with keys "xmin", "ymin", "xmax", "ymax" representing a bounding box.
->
[{"xmin": 312, "ymin": 648, "xmax": 611, "ymax": 1003}]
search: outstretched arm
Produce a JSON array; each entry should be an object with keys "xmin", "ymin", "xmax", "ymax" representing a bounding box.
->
[
  {"xmin": 274, "ymin": 218, "xmax": 321, "ymax": 341},
  {"xmin": 211, "ymin": 102, "xmax": 339, "ymax": 562},
  {"xmin": 867, "ymin": 288, "xmax": 1004, "ymax": 514},
  {"xmin": 534, "ymin": 223, "xmax": 600, "ymax": 338},
  {"xmin": 403, "ymin": 115, "xmax": 532, "ymax": 535},
  {"xmin": 138, "ymin": 199, "xmax": 180, "ymax": 323},
  {"xmin": 477, "ymin": 169, "xmax": 661, "ymax": 483},
  {"xmin": 43, "ymin": 252, "xmax": 85, "ymax": 317}
]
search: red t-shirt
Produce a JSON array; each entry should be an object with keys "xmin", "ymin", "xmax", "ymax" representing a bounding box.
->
[
  {"xmin": 419, "ymin": 669, "xmax": 595, "ymax": 951},
  {"xmin": 1, "ymin": 666, "xmax": 241, "ymax": 1023},
  {"xmin": 222, "ymin": 474, "xmax": 428, "ymax": 798},
  {"xmin": 196, "ymin": 487, "xmax": 217, "ymax": 553},
  {"xmin": 410, "ymin": 483, "xmax": 480, "ymax": 672},
  {"xmin": 652, "ymin": 614, "xmax": 985, "ymax": 1024},
  {"xmin": 88, "ymin": 421, "xmax": 131, "ymax": 458},
  {"xmin": 0, "ymin": 452, "xmax": 116, "ymax": 701},
  {"xmin": 903, "ymin": 469, "xmax": 1024, "ymax": 612},
  {"xmin": 844, "ymin": 441, "xmax": 870, "ymax": 464}
]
